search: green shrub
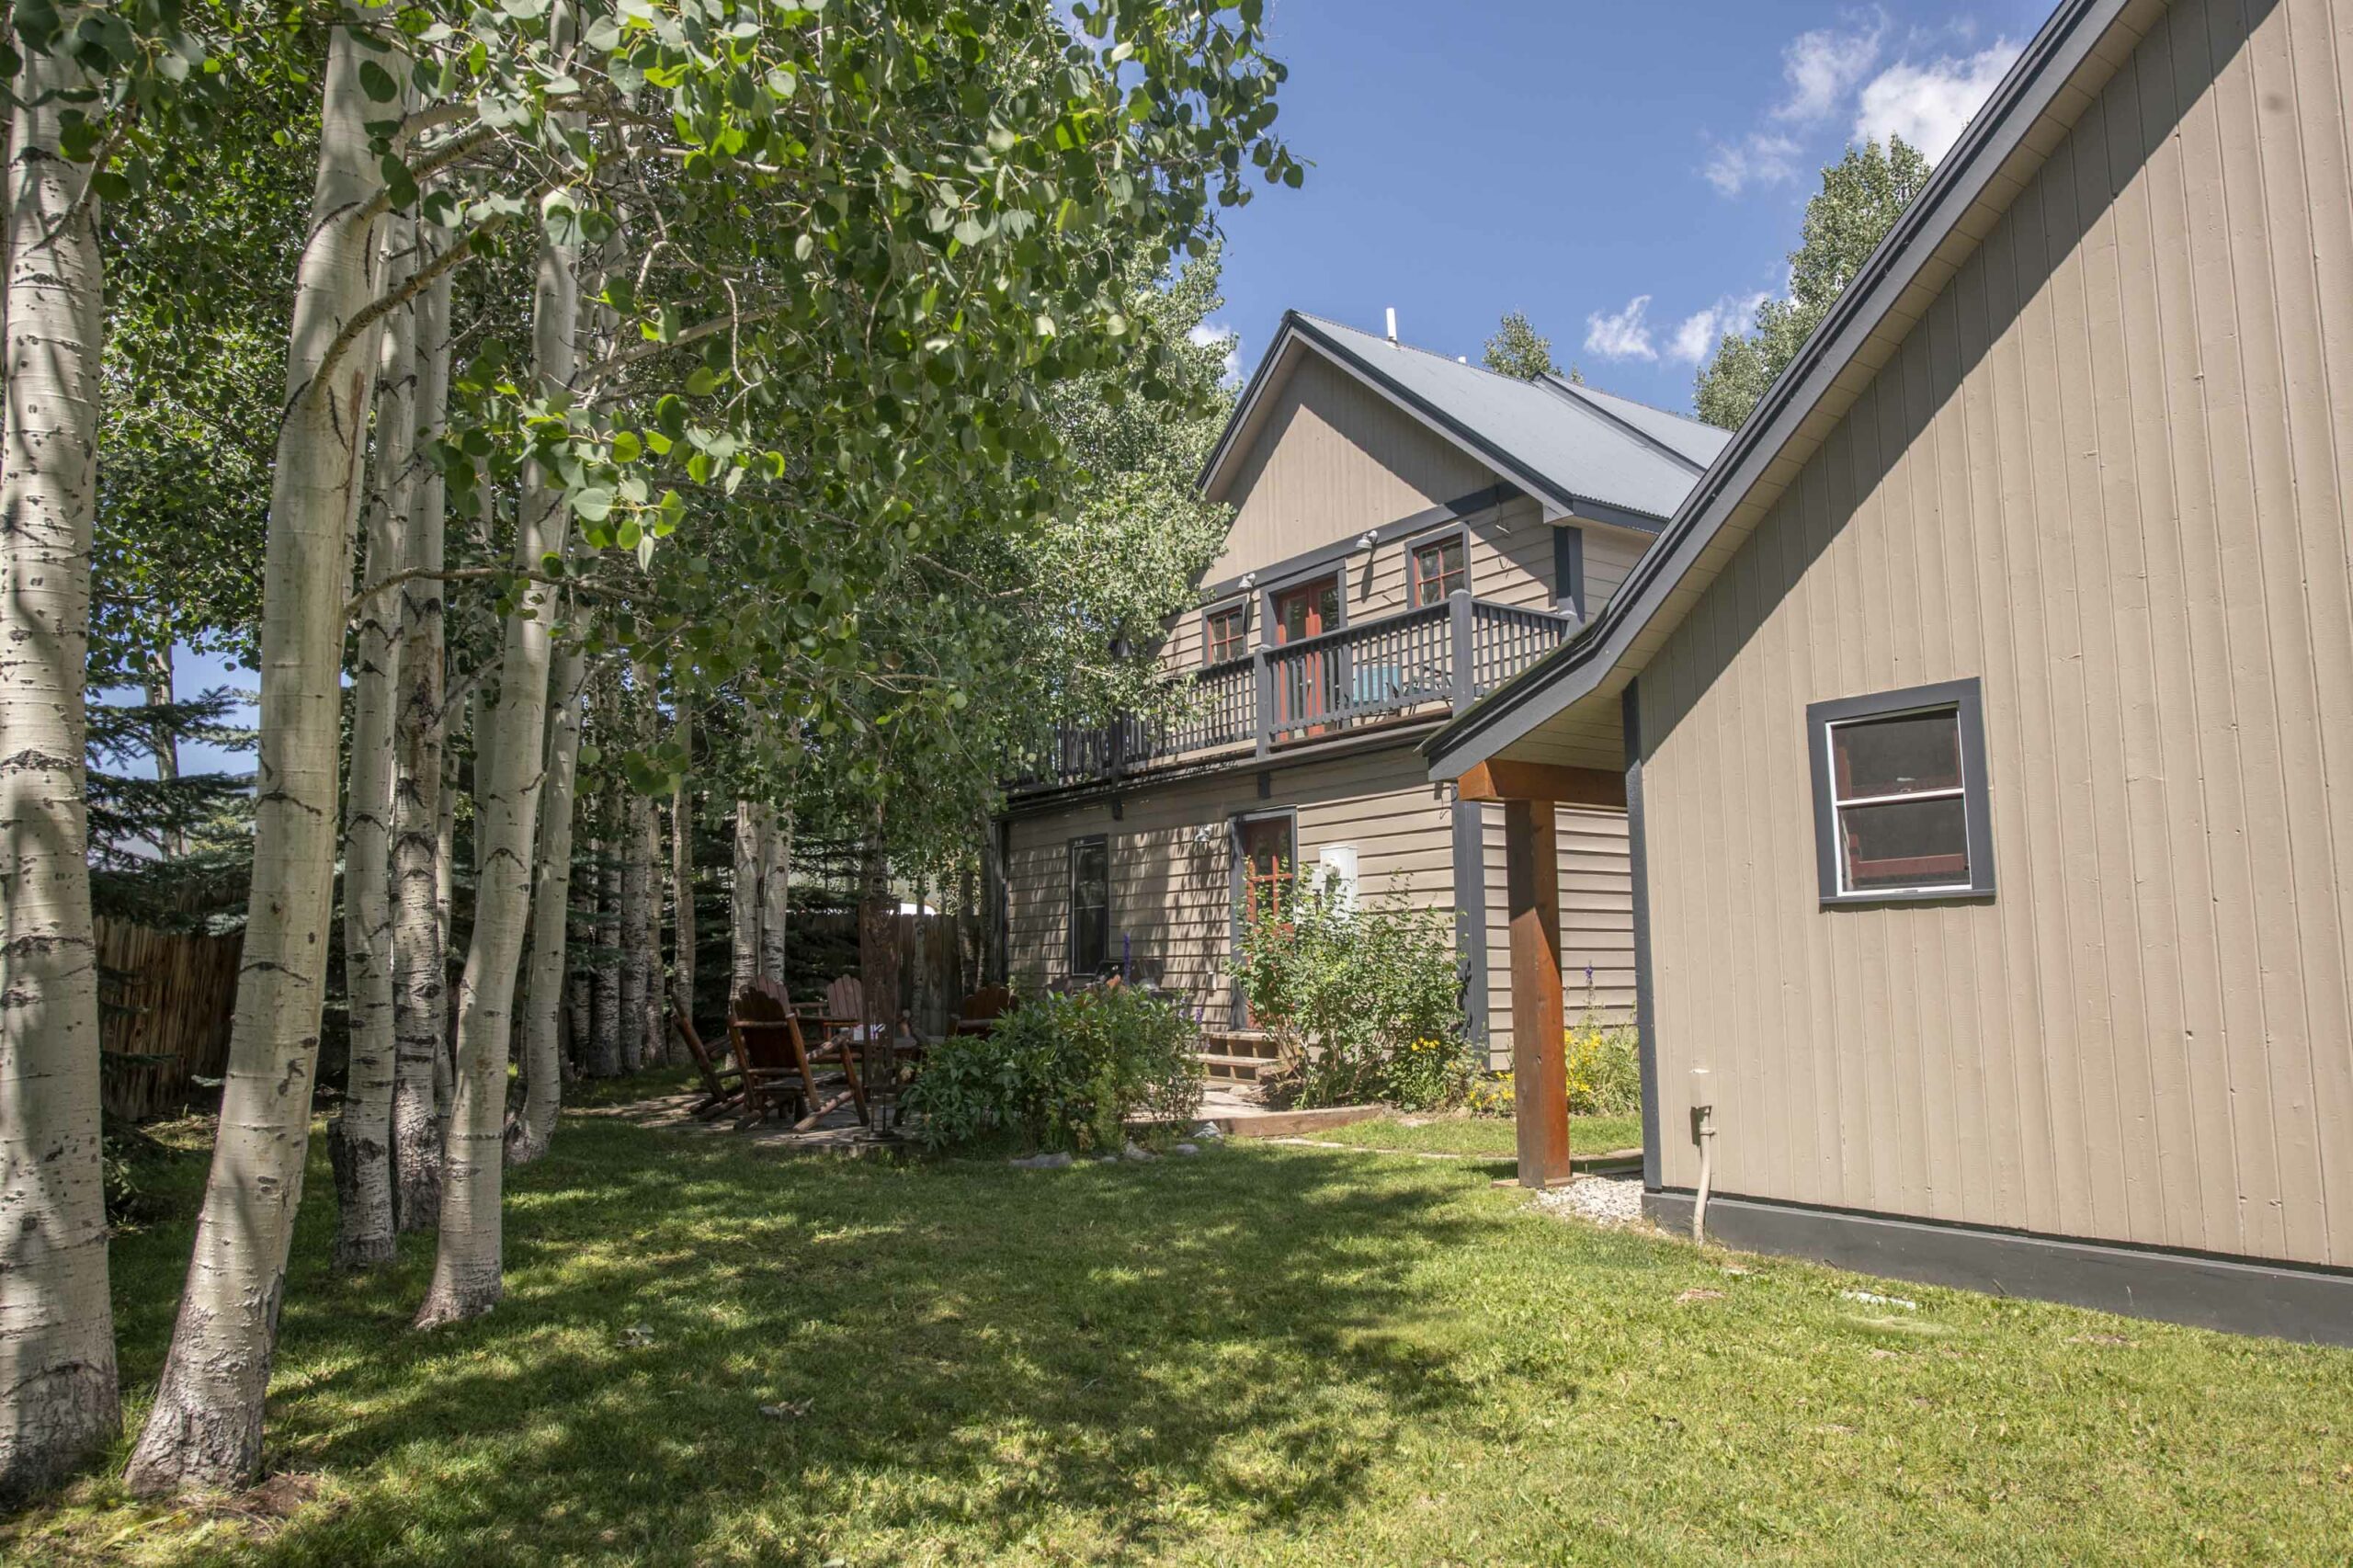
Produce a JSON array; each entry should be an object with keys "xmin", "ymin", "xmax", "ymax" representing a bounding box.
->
[
  {"xmin": 1234, "ymin": 876, "xmax": 1474, "ymax": 1110},
  {"xmin": 904, "ymin": 985, "xmax": 1203, "ymax": 1153}
]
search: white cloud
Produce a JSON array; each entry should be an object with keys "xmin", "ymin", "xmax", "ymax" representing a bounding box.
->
[
  {"xmin": 1669, "ymin": 292, "xmax": 1771, "ymax": 364},
  {"xmin": 1702, "ymin": 132, "xmax": 1802, "ymax": 197},
  {"xmin": 1855, "ymin": 40, "xmax": 2022, "ymax": 161},
  {"xmin": 1188, "ymin": 320, "xmax": 1240, "ymax": 381},
  {"xmin": 1584, "ymin": 296, "xmax": 1658, "ymax": 363},
  {"xmin": 1773, "ymin": 12, "xmax": 1886, "ymax": 121}
]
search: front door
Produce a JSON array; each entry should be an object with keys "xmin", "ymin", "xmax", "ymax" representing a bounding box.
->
[
  {"xmin": 1233, "ymin": 813, "xmax": 1295, "ymax": 1026},
  {"xmin": 1272, "ymin": 575, "xmax": 1340, "ymax": 736}
]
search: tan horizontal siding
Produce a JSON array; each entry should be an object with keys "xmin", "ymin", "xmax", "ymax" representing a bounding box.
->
[
  {"xmin": 1633, "ymin": 0, "xmax": 2353, "ymax": 1269},
  {"xmin": 1481, "ymin": 803, "xmax": 1635, "ymax": 1069},
  {"xmin": 1007, "ymin": 747, "xmax": 1631, "ymax": 1061}
]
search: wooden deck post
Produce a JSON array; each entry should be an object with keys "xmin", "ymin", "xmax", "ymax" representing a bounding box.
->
[
  {"xmin": 1458, "ymin": 760, "xmax": 1608, "ymax": 1191},
  {"xmin": 1502, "ymin": 797, "xmax": 1571, "ymax": 1187}
]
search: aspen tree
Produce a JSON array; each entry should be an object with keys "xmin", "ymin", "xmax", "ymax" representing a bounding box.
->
[
  {"xmin": 127, "ymin": 10, "xmax": 395, "ymax": 1494},
  {"xmin": 0, "ymin": 17, "xmax": 115, "ymax": 1505},
  {"xmin": 330, "ymin": 201, "xmax": 417, "ymax": 1271}
]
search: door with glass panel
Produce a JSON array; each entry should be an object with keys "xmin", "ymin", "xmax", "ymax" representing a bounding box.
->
[{"xmin": 1272, "ymin": 575, "xmax": 1340, "ymax": 737}]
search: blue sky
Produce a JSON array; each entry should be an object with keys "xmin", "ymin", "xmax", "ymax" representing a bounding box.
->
[
  {"xmin": 147, "ymin": 1, "xmax": 2052, "ymax": 775},
  {"xmin": 1199, "ymin": 0, "xmax": 2052, "ymax": 412}
]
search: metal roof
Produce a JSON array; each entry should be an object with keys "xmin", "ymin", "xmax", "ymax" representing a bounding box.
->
[
  {"xmin": 1201, "ymin": 311, "xmax": 1723, "ymax": 529},
  {"xmin": 1540, "ymin": 377, "xmax": 1733, "ymax": 471}
]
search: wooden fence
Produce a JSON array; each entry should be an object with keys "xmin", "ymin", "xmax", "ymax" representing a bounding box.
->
[
  {"xmin": 785, "ymin": 910, "xmax": 973, "ymax": 1040},
  {"xmin": 96, "ymin": 918, "xmax": 243, "ymax": 1121}
]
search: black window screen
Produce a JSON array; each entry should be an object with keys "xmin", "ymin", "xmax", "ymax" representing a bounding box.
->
[{"xmin": 1069, "ymin": 837, "xmax": 1110, "ymax": 976}]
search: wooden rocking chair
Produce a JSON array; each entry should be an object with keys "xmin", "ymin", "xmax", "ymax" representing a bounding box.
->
[
  {"xmin": 669, "ymin": 992, "xmax": 743, "ymax": 1120},
  {"xmin": 734, "ymin": 982, "xmax": 869, "ymax": 1131}
]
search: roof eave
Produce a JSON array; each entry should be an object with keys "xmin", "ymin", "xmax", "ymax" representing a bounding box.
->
[{"xmin": 1423, "ymin": 0, "xmax": 2160, "ymax": 782}]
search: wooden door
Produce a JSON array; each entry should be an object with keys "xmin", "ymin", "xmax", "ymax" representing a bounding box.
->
[
  {"xmin": 1272, "ymin": 576, "xmax": 1340, "ymax": 736},
  {"xmin": 1240, "ymin": 815, "xmax": 1295, "ymax": 924}
]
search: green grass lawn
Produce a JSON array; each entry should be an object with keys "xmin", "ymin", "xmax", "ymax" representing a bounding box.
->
[
  {"xmin": 13, "ymin": 1077, "xmax": 2352, "ymax": 1565},
  {"xmin": 1311, "ymin": 1111, "xmax": 1643, "ymax": 1161}
]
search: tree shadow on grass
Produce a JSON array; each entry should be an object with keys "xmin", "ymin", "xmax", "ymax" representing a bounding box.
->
[{"xmin": 98, "ymin": 1119, "xmax": 1645, "ymax": 1566}]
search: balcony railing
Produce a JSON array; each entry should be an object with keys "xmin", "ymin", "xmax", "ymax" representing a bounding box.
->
[{"xmin": 1012, "ymin": 594, "xmax": 1575, "ymax": 793}]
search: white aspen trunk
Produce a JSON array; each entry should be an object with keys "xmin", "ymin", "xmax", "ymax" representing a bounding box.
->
[
  {"xmin": 391, "ymin": 223, "xmax": 452, "ymax": 1233},
  {"xmin": 430, "ymin": 723, "xmax": 456, "ymax": 1129},
  {"xmin": 506, "ymin": 640, "xmax": 584, "ymax": 1164},
  {"xmin": 761, "ymin": 805, "xmax": 791, "ymax": 986},
  {"xmin": 145, "ymin": 644, "xmax": 182, "ymax": 857},
  {"xmin": 668, "ymin": 701, "xmax": 694, "ymax": 1036},
  {"xmin": 632, "ymin": 716, "xmax": 659, "ymax": 1063},
  {"xmin": 330, "ymin": 206, "xmax": 416, "ymax": 1271},
  {"xmin": 126, "ymin": 12, "xmax": 391, "ymax": 1495},
  {"xmin": 730, "ymin": 800, "xmax": 759, "ymax": 996},
  {"xmin": 589, "ymin": 767, "xmax": 622, "ymax": 1075},
  {"xmin": 414, "ymin": 211, "xmax": 577, "ymax": 1329},
  {"xmin": 617, "ymin": 742, "xmax": 649, "ymax": 1075},
  {"xmin": 0, "ymin": 31, "xmax": 117, "ymax": 1505}
]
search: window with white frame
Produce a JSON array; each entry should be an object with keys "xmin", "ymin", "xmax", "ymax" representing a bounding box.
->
[{"xmin": 1807, "ymin": 679, "xmax": 1995, "ymax": 903}]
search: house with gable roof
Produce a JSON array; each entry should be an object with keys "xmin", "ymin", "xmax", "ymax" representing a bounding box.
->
[{"xmin": 993, "ymin": 310, "xmax": 1725, "ymax": 1074}]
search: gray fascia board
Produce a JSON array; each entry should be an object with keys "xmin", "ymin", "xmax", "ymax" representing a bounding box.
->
[
  {"xmin": 1420, "ymin": 0, "xmax": 2135, "ymax": 783},
  {"xmin": 1194, "ymin": 484, "xmax": 1516, "ymax": 606},
  {"xmin": 1197, "ymin": 309, "xmax": 1308, "ymax": 501},
  {"xmin": 1280, "ymin": 316, "xmax": 1636, "ymax": 525}
]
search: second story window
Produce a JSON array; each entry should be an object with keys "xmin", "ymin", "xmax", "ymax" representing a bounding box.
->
[
  {"xmin": 1413, "ymin": 535, "xmax": 1466, "ymax": 604},
  {"xmin": 1205, "ymin": 605, "xmax": 1247, "ymax": 664}
]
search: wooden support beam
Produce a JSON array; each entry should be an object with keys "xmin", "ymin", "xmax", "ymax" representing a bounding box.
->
[
  {"xmin": 1504, "ymin": 797, "xmax": 1571, "ymax": 1188},
  {"xmin": 1457, "ymin": 758, "xmax": 1625, "ymax": 808}
]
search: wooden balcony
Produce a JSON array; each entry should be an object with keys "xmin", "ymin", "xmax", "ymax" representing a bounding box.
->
[{"xmin": 1010, "ymin": 595, "xmax": 1574, "ymax": 795}]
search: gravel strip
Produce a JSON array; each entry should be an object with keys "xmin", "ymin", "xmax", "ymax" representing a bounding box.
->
[{"xmin": 1532, "ymin": 1174, "xmax": 1644, "ymax": 1227}]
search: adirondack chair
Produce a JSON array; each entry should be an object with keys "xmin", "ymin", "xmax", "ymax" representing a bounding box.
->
[
  {"xmin": 726, "ymin": 987, "xmax": 808, "ymax": 1127},
  {"xmin": 824, "ymin": 973, "xmax": 925, "ymax": 1081},
  {"xmin": 952, "ymin": 984, "xmax": 1017, "ymax": 1038},
  {"xmin": 669, "ymin": 992, "xmax": 743, "ymax": 1120},
  {"xmin": 733, "ymin": 981, "xmax": 869, "ymax": 1131}
]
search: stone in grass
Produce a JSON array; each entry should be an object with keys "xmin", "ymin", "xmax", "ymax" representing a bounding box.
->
[
  {"xmin": 1174, "ymin": 1142, "xmax": 1200, "ymax": 1156},
  {"xmin": 1009, "ymin": 1151, "xmax": 1074, "ymax": 1169},
  {"xmin": 1193, "ymin": 1122, "xmax": 1225, "ymax": 1140},
  {"xmin": 1121, "ymin": 1140, "xmax": 1158, "ymax": 1162}
]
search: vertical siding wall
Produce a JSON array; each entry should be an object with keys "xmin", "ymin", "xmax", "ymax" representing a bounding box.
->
[
  {"xmin": 1638, "ymin": 0, "xmax": 2353, "ymax": 1269},
  {"xmin": 1006, "ymin": 749, "xmax": 1634, "ymax": 1062},
  {"xmin": 1207, "ymin": 351, "xmax": 1493, "ymax": 584},
  {"xmin": 1483, "ymin": 805, "xmax": 1636, "ymax": 1063}
]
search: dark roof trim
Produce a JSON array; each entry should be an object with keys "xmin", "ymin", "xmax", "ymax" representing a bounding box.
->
[
  {"xmin": 1195, "ymin": 484, "xmax": 1515, "ymax": 606},
  {"xmin": 1539, "ymin": 379, "xmax": 1708, "ymax": 476},
  {"xmin": 1423, "ymin": 0, "xmax": 2141, "ymax": 778},
  {"xmin": 1197, "ymin": 312, "xmax": 1673, "ymax": 526}
]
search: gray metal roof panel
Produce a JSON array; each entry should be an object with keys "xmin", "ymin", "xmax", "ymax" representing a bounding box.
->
[
  {"xmin": 1541, "ymin": 379, "xmax": 1733, "ymax": 469},
  {"xmin": 1290, "ymin": 313, "xmax": 1709, "ymax": 524}
]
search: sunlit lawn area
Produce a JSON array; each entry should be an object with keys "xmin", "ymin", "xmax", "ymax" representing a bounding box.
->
[
  {"xmin": 12, "ymin": 1076, "xmax": 2353, "ymax": 1565},
  {"xmin": 1311, "ymin": 1111, "xmax": 1643, "ymax": 1161}
]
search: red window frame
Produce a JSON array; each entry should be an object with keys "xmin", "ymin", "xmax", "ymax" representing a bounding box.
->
[
  {"xmin": 1205, "ymin": 604, "xmax": 1246, "ymax": 665},
  {"xmin": 1412, "ymin": 534, "xmax": 1466, "ymax": 605}
]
